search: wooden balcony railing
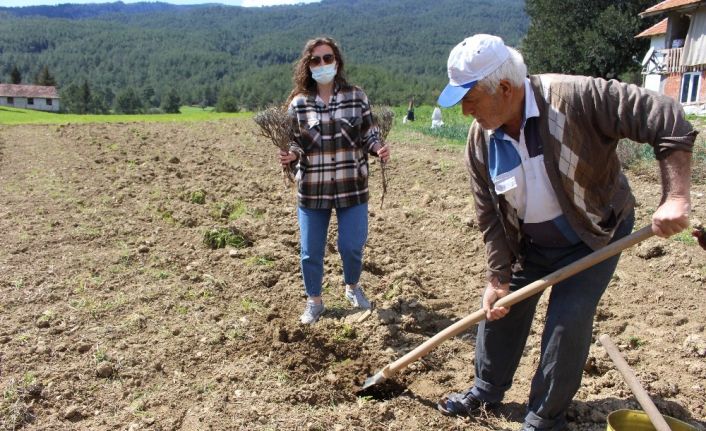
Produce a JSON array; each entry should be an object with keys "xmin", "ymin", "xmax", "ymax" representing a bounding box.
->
[
  {"xmin": 643, "ymin": 47, "xmax": 705, "ymax": 74},
  {"xmin": 643, "ymin": 47, "xmax": 686, "ymax": 74},
  {"xmin": 662, "ymin": 47, "xmax": 683, "ymax": 73}
]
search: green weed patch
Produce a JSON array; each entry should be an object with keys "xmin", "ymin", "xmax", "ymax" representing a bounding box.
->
[
  {"xmin": 672, "ymin": 230, "xmax": 697, "ymax": 245},
  {"xmin": 202, "ymin": 226, "xmax": 252, "ymax": 249},
  {"xmin": 189, "ymin": 190, "xmax": 206, "ymax": 205}
]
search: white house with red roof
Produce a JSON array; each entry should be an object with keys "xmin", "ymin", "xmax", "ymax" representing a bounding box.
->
[
  {"xmin": 0, "ymin": 84, "xmax": 60, "ymax": 112},
  {"xmin": 636, "ymin": 0, "xmax": 706, "ymax": 113}
]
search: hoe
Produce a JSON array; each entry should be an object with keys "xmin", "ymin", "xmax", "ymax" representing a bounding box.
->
[{"xmin": 362, "ymin": 225, "xmax": 706, "ymax": 391}]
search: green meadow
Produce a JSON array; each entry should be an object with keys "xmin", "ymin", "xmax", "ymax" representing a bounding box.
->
[
  {"xmin": 0, "ymin": 106, "xmax": 248, "ymax": 125},
  {"xmin": 391, "ymin": 104, "xmax": 471, "ymax": 146},
  {"xmin": 3, "ymin": 105, "xmax": 701, "ymax": 168},
  {"xmin": 1, "ymin": 104, "xmax": 474, "ymax": 146}
]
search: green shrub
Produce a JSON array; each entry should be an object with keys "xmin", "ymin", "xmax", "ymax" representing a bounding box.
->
[
  {"xmin": 190, "ymin": 190, "xmax": 206, "ymax": 205},
  {"xmin": 202, "ymin": 227, "xmax": 251, "ymax": 249}
]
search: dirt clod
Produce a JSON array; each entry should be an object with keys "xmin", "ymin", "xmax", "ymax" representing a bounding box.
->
[
  {"xmin": 63, "ymin": 406, "xmax": 82, "ymax": 421},
  {"xmin": 636, "ymin": 243, "xmax": 666, "ymax": 259},
  {"xmin": 96, "ymin": 362, "xmax": 114, "ymax": 378}
]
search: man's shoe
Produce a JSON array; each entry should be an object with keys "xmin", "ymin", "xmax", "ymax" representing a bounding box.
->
[
  {"xmin": 299, "ymin": 300, "xmax": 324, "ymax": 324},
  {"xmin": 345, "ymin": 284, "xmax": 371, "ymax": 309},
  {"xmin": 437, "ymin": 390, "xmax": 494, "ymax": 417}
]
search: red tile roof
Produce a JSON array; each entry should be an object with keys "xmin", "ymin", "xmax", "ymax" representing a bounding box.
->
[
  {"xmin": 636, "ymin": 18, "xmax": 669, "ymax": 38},
  {"xmin": 640, "ymin": 0, "xmax": 706, "ymax": 17},
  {"xmin": 0, "ymin": 84, "xmax": 59, "ymax": 99}
]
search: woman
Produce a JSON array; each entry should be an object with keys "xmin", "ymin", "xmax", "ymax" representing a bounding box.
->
[{"xmin": 280, "ymin": 37, "xmax": 390, "ymax": 324}]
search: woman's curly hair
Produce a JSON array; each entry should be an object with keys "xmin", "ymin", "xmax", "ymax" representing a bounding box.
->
[{"xmin": 286, "ymin": 36, "xmax": 350, "ymax": 105}]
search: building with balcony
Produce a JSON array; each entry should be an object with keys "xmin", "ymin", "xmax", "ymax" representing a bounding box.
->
[{"xmin": 636, "ymin": 0, "xmax": 706, "ymax": 113}]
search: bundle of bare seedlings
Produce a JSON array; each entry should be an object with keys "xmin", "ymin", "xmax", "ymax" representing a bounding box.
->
[
  {"xmin": 372, "ymin": 106, "xmax": 394, "ymax": 208},
  {"xmin": 253, "ymin": 106, "xmax": 296, "ymax": 186}
]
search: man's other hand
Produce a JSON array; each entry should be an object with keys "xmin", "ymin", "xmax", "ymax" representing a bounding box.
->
[
  {"xmin": 652, "ymin": 197, "xmax": 690, "ymax": 238},
  {"xmin": 482, "ymin": 278, "xmax": 511, "ymax": 321}
]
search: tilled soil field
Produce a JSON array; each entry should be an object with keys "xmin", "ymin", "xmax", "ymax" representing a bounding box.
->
[{"xmin": 0, "ymin": 119, "xmax": 704, "ymax": 431}]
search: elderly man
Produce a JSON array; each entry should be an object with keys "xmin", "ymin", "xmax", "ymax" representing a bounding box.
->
[{"xmin": 436, "ymin": 34, "xmax": 695, "ymax": 430}]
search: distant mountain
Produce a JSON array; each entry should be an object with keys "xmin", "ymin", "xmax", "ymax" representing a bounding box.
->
[
  {"xmin": 0, "ymin": 1, "xmax": 209, "ymax": 19},
  {"xmin": 0, "ymin": 0, "xmax": 529, "ymax": 110}
]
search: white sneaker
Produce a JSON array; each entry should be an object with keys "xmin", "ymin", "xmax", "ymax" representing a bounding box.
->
[
  {"xmin": 300, "ymin": 300, "xmax": 325, "ymax": 324},
  {"xmin": 345, "ymin": 284, "xmax": 371, "ymax": 310}
]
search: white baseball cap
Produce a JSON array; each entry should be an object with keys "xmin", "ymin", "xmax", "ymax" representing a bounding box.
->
[{"xmin": 437, "ymin": 34, "xmax": 510, "ymax": 107}]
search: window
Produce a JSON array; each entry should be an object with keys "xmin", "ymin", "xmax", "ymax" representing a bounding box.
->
[
  {"xmin": 46, "ymin": 98, "xmax": 52, "ymax": 106},
  {"xmin": 27, "ymin": 98, "xmax": 34, "ymax": 105},
  {"xmin": 680, "ymin": 72, "xmax": 701, "ymax": 104},
  {"xmin": 7, "ymin": 97, "xmax": 13, "ymax": 105}
]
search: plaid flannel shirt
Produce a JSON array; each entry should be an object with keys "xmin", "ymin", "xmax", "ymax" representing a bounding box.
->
[{"xmin": 288, "ymin": 84, "xmax": 381, "ymax": 209}]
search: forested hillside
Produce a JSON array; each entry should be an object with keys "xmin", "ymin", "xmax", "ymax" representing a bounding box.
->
[
  {"xmin": 0, "ymin": 0, "xmax": 528, "ymax": 111},
  {"xmin": 0, "ymin": 1, "xmax": 194, "ymax": 18}
]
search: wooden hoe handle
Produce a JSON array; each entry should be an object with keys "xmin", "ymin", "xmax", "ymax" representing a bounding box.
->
[
  {"xmin": 599, "ymin": 334, "xmax": 672, "ymax": 431},
  {"xmin": 381, "ymin": 226, "xmax": 654, "ymax": 377}
]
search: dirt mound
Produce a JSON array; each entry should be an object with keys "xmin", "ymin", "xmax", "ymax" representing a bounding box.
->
[{"xmin": 0, "ymin": 120, "xmax": 704, "ymax": 430}]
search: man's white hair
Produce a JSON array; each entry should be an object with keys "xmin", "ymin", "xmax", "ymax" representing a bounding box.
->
[{"xmin": 478, "ymin": 47, "xmax": 526, "ymax": 93}]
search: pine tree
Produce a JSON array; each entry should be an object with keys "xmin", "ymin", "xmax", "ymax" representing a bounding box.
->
[
  {"xmin": 35, "ymin": 65, "xmax": 57, "ymax": 86},
  {"xmin": 80, "ymin": 80, "xmax": 92, "ymax": 113},
  {"xmin": 60, "ymin": 81, "xmax": 91, "ymax": 114},
  {"xmin": 161, "ymin": 88, "xmax": 181, "ymax": 113},
  {"xmin": 216, "ymin": 87, "xmax": 238, "ymax": 113},
  {"xmin": 142, "ymin": 86, "xmax": 158, "ymax": 108},
  {"xmin": 90, "ymin": 87, "xmax": 111, "ymax": 114},
  {"xmin": 10, "ymin": 66, "xmax": 21, "ymax": 84},
  {"xmin": 115, "ymin": 87, "xmax": 143, "ymax": 114}
]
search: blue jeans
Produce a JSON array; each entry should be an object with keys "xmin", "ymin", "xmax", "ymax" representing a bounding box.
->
[
  {"xmin": 471, "ymin": 211, "xmax": 635, "ymax": 431},
  {"xmin": 297, "ymin": 203, "xmax": 368, "ymax": 298}
]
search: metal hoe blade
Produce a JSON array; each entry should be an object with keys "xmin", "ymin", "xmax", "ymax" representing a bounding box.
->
[{"xmin": 362, "ymin": 370, "xmax": 387, "ymax": 390}]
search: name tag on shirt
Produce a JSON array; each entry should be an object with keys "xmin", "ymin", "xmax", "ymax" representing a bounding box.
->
[{"xmin": 494, "ymin": 171, "xmax": 518, "ymax": 194}]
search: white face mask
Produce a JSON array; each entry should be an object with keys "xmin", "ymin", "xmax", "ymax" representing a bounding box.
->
[{"xmin": 310, "ymin": 62, "xmax": 337, "ymax": 85}]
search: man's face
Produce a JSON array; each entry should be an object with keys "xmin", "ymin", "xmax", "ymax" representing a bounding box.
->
[{"xmin": 460, "ymin": 83, "xmax": 507, "ymax": 130}]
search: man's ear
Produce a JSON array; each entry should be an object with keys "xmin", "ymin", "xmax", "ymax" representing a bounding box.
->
[{"xmin": 498, "ymin": 79, "xmax": 513, "ymax": 98}]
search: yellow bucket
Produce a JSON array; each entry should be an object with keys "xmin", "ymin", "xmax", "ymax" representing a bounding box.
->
[{"xmin": 606, "ymin": 409, "xmax": 697, "ymax": 431}]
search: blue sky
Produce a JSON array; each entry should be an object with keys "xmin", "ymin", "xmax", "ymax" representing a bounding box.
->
[{"xmin": 2, "ymin": 0, "xmax": 321, "ymax": 6}]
